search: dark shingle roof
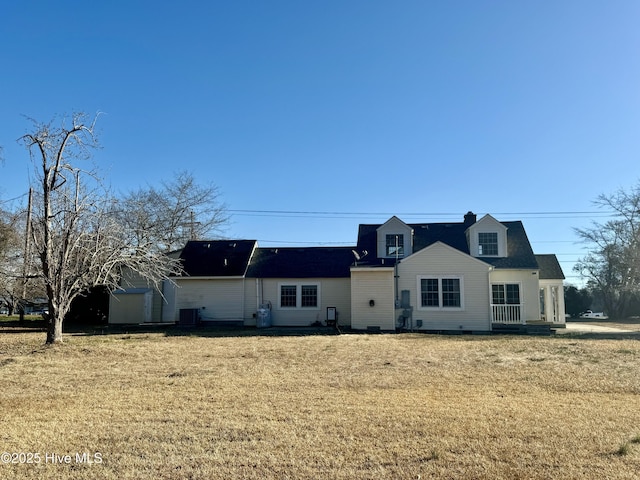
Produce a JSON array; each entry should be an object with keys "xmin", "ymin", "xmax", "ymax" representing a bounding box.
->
[
  {"xmin": 356, "ymin": 219, "xmax": 539, "ymax": 269},
  {"xmin": 481, "ymin": 221, "xmax": 538, "ymax": 269},
  {"xmin": 246, "ymin": 247, "xmax": 356, "ymax": 278},
  {"xmin": 535, "ymin": 254, "xmax": 565, "ymax": 279},
  {"xmin": 178, "ymin": 240, "xmax": 257, "ymax": 277}
]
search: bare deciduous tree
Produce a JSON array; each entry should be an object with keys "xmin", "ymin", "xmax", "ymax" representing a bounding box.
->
[
  {"xmin": 574, "ymin": 182, "xmax": 640, "ymax": 319},
  {"xmin": 118, "ymin": 171, "xmax": 229, "ymax": 253},
  {"xmin": 0, "ymin": 194, "xmax": 47, "ymax": 317},
  {"xmin": 0, "ymin": 208, "xmax": 25, "ymax": 314},
  {"xmin": 21, "ymin": 113, "xmax": 180, "ymax": 343}
]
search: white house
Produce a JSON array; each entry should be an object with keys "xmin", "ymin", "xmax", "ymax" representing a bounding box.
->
[{"xmin": 108, "ymin": 212, "xmax": 565, "ymax": 333}]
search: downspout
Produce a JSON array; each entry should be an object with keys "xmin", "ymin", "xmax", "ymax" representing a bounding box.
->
[
  {"xmin": 159, "ymin": 280, "xmax": 164, "ymax": 323},
  {"xmin": 488, "ymin": 267, "xmax": 494, "ymax": 330},
  {"xmin": 394, "ymin": 234, "xmax": 400, "ymax": 308},
  {"xmin": 256, "ymin": 278, "xmax": 260, "ymax": 311},
  {"xmin": 242, "ymin": 277, "xmax": 246, "ymax": 324}
]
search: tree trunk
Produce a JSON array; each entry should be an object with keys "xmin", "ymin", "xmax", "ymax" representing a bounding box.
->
[{"xmin": 45, "ymin": 307, "xmax": 63, "ymax": 344}]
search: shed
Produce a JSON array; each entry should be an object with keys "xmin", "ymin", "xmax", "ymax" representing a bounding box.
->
[{"xmin": 109, "ymin": 288, "xmax": 153, "ymax": 324}]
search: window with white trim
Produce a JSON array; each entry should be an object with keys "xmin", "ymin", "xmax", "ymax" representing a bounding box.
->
[
  {"xmin": 280, "ymin": 285, "xmax": 297, "ymax": 308},
  {"xmin": 386, "ymin": 234, "xmax": 404, "ymax": 257},
  {"xmin": 419, "ymin": 276, "xmax": 463, "ymax": 309},
  {"xmin": 301, "ymin": 285, "xmax": 318, "ymax": 307},
  {"xmin": 478, "ymin": 232, "xmax": 498, "ymax": 256},
  {"xmin": 492, "ymin": 284, "xmax": 520, "ymax": 305},
  {"xmin": 278, "ymin": 283, "xmax": 320, "ymax": 309}
]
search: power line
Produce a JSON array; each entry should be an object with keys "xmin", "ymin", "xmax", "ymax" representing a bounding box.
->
[
  {"xmin": 0, "ymin": 192, "xmax": 29, "ymax": 204},
  {"xmin": 228, "ymin": 209, "xmax": 616, "ymax": 220},
  {"xmin": 255, "ymin": 239, "xmax": 354, "ymax": 245}
]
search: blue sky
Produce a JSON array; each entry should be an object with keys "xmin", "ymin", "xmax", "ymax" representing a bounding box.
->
[{"xmin": 2, "ymin": 1, "xmax": 640, "ymax": 286}]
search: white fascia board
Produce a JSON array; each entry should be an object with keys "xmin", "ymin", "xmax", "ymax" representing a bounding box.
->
[
  {"xmin": 169, "ymin": 275, "xmax": 246, "ymax": 280},
  {"xmin": 350, "ymin": 266, "xmax": 395, "ymax": 272},
  {"xmin": 401, "ymin": 241, "xmax": 494, "ymax": 270}
]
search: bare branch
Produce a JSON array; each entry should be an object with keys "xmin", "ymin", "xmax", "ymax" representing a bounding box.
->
[{"xmin": 18, "ymin": 113, "xmax": 178, "ymax": 343}]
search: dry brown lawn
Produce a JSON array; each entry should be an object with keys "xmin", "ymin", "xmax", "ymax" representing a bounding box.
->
[{"xmin": 0, "ymin": 327, "xmax": 639, "ymax": 479}]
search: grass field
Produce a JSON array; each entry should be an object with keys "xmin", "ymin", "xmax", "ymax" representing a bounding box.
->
[{"xmin": 0, "ymin": 326, "xmax": 639, "ymax": 479}]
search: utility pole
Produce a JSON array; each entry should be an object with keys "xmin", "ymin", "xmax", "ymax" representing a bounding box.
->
[{"xmin": 180, "ymin": 210, "xmax": 201, "ymax": 241}]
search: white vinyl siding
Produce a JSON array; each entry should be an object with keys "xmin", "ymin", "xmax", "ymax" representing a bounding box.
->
[
  {"xmin": 350, "ymin": 267, "xmax": 395, "ymax": 330},
  {"xmin": 161, "ymin": 280, "xmax": 177, "ymax": 323},
  {"xmin": 489, "ymin": 269, "xmax": 540, "ymax": 323},
  {"xmin": 258, "ymin": 278, "xmax": 350, "ymax": 326},
  {"xmin": 397, "ymin": 242, "xmax": 491, "ymax": 331},
  {"xmin": 175, "ymin": 278, "xmax": 245, "ymax": 322}
]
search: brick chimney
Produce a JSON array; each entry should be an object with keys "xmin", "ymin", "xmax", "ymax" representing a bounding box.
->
[{"xmin": 463, "ymin": 211, "xmax": 477, "ymax": 227}]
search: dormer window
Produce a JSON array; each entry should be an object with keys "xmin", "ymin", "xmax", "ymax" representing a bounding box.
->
[
  {"xmin": 376, "ymin": 217, "xmax": 413, "ymax": 259},
  {"xmin": 478, "ymin": 232, "xmax": 498, "ymax": 256},
  {"xmin": 467, "ymin": 215, "xmax": 507, "ymax": 259},
  {"xmin": 386, "ymin": 234, "xmax": 404, "ymax": 257}
]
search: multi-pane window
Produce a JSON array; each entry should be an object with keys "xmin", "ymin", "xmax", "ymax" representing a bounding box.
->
[
  {"xmin": 386, "ymin": 234, "xmax": 404, "ymax": 257},
  {"xmin": 301, "ymin": 285, "xmax": 318, "ymax": 307},
  {"xmin": 421, "ymin": 278, "xmax": 439, "ymax": 307},
  {"xmin": 478, "ymin": 232, "xmax": 498, "ymax": 256},
  {"xmin": 280, "ymin": 285, "xmax": 297, "ymax": 307},
  {"xmin": 279, "ymin": 283, "xmax": 320, "ymax": 309},
  {"xmin": 442, "ymin": 278, "xmax": 461, "ymax": 307},
  {"xmin": 420, "ymin": 277, "xmax": 462, "ymax": 309},
  {"xmin": 492, "ymin": 284, "xmax": 520, "ymax": 305}
]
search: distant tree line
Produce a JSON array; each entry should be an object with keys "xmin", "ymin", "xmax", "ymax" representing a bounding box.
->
[
  {"xmin": 573, "ymin": 181, "xmax": 640, "ymax": 319},
  {"xmin": 564, "ymin": 284, "xmax": 640, "ymax": 319}
]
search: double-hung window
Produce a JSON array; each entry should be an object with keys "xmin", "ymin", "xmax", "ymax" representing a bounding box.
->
[
  {"xmin": 280, "ymin": 285, "xmax": 298, "ymax": 308},
  {"xmin": 441, "ymin": 278, "xmax": 461, "ymax": 307},
  {"xmin": 386, "ymin": 234, "xmax": 404, "ymax": 257},
  {"xmin": 279, "ymin": 283, "xmax": 320, "ymax": 309},
  {"xmin": 421, "ymin": 278, "xmax": 439, "ymax": 307},
  {"xmin": 419, "ymin": 276, "xmax": 463, "ymax": 309},
  {"xmin": 301, "ymin": 285, "xmax": 318, "ymax": 307},
  {"xmin": 478, "ymin": 232, "xmax": 498, "ymax": 256}
]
